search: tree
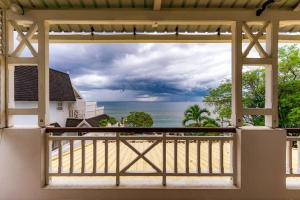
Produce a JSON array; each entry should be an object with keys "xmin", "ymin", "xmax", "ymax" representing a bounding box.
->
[
  {"xmin": 204, "ymin": 45, "xmax": 300, "ymax": 128},
  {"xmin": 99, "ymin": 117, "xmax": 118, "ymax": 127},
  {"xmin": 124, "ymin": 112, "xmax": 153, "ymax": 128},
  {"xmin": 182, "ymin": 104, "xmax": 219, "ymax": 127}
]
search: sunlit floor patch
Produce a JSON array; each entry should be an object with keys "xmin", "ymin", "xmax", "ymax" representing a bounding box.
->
[{"xmin": 50, "ymin": 176, "xmax": 233, "ymax": 188}]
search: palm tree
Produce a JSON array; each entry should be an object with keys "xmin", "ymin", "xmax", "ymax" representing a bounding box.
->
[{"xmin": 182, "ymin": 104, "xmax": 218, "ymax": 127}]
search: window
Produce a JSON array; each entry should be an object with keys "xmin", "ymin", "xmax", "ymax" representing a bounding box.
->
[{"xmin": 57, "ymin": 101, "xmax": 63, "ymax": 110}]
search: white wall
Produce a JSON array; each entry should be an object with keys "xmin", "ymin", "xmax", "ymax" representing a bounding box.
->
[
  {"xmin": 13, "ymin": 101, "xmax": 72, "ymax": 127},
  {"xmin": 0, "ymin": 127, "xmax": 298, "ymax": 200},
  {"xmin": 85, "ymin": 102, "xmax": 104, "ymax": 118}
]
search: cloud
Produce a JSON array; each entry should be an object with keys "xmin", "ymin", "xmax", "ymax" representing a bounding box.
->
[{"xmin": 49, "ymin": 43, "xmax": 232, "ymax": 101}]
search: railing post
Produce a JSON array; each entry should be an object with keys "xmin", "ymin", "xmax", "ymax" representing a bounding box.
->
[
  {"xmin": 297, "ymin": 140, "xmax": 300, "ymax": 173},
  {"xmin": 174, "ymin": 139, "xmax": 178, "ymax": 173},
  {"xmin": 93, "ymin": 139, "xmax": 97, "ymax": 174},
  {"xmin": 162, "ymin": 132, "xmax": 166, "ymax": 186},
  {"xmin": 45, "ymin": 132, "xmax": 49, "ymax": 185},
  {"xmin": 185, "ymin": 139, "xmax": 189, "ymax": 173},
  {"xmin": 81, "ymin": 140, "xmax": 85, "ymax": 174},
  {"xmin": 289, "ymin": 140, "xmax": 293, "ymax": 174},
  {"xmin": 232, "ymin": 132, "xmax": 238, "ymax": 186},
  {"xmin": 70, "ymin": 139, "xmax": 74, "ymax": 174},
  {"xmin": 116, "ymin": 132, "xmax": 120, "ymax": 186},
  {"xmin": 286, "ymin": 140, "xmax": 290, "ymax": 174},
  {"xmin": 197, "ymin": 140, "xmax": 201, "ymax": 174}
]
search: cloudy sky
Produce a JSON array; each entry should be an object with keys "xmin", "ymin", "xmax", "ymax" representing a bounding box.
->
[{"xmin": 48, "ymin": 43, "xmax": 232, "ymax": 102}]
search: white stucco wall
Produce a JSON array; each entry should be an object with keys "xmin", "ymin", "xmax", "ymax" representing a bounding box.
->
[
  {"xmin": 85, "ymin": 101, "xmax": 104, "ymax": 118},
  {"xmin": 13, "ymin": 101, "xmax": 72, "ymax": 127},
  {"xmin": 0, "ymin": 127, "xmax": 295, "ymax": 200}
]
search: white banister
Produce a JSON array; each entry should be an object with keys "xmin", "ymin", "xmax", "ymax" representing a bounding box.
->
[{"xmin": 46, "ymin": 131, "xmax": 236, "ymax": 186}]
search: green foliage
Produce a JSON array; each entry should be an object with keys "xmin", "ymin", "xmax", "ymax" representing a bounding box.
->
[
  {"xmin": 124, "ymin": 112, "xmax": 153, "ymax": 128},
  {"xmin": 204, "ymin": 44, "xmax": 300, "ymax": 127},
  {"xmin": 203, "ymin": 80, "xmax": 232, "ymax": 125},
  {"xmin": 182, "ymin": 104, "xmax": 219, "ymax": 127},
  {"xmin": 279, "ymin": 44, "xmax": 300, "ymax": 81},
  {"xmin": 99, "ymin": 117, "xmax": 118, "ymax": 127},
  {"xmin": 279, "ymin": 80, "xmax": 300, "ymax": 127}
]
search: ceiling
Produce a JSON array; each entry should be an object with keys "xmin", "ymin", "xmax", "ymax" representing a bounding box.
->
[{"xmin": 5, "ymin": 0, "xmax": 300, "ymax": 34}]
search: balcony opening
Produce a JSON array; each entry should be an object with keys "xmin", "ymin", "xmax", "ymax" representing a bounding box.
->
[{"xmin": 40, "ymin": 43, "xmax": 238, "ymax": 187}]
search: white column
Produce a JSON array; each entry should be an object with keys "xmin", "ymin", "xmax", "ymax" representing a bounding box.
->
[
  {"xmin": 0, "ymin": 56, "xmax": 5, "ymax": 128},
  {"xmin": 231, "ymin": 21, "xmax": 243, "ymax": 127},
  {"xmin": 237, "ymin": 127, "xmax": 286, "ymax": 199},
  {"xmin": 265, "ymin": 20, "xmax": 279, "ymax": 128},
  {"xmin": 0, "ymin": 9, "xmax": 6, "ymax": 127},
  {"xmin": 37, "ymin": 21, "xmax": 49, "ymax": 127},
  {"xmin": 5, "ymin": 20, "xmax": 14, "ymax": 127}
]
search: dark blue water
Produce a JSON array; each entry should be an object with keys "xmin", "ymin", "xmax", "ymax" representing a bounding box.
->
[{"xmin": 97, "ymin": 101, "xmax": 207, "ymax": 127}]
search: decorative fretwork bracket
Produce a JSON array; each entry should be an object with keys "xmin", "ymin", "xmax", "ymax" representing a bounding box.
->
[
  {"xmin": 232, "ymin": 20, "xmax": 279, "ymax": 128},
  {"xmin": 3, "ymin": 17, "xmax": 49, "ymax": 127}
]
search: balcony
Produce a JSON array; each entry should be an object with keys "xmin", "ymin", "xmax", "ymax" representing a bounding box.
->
[
  {"xmin": 1, "ymin": 126, "xmax": 300, "ymax": 199},
  {"xmin": 1, "ymin": 0, "xmax": 300, "ymax": 199}
]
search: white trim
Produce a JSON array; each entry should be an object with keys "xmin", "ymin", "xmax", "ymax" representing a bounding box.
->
[
  {"xmin": 7, "ymin": 57, "xmax": 38, "ymax": 65},
  {"xmin": 30, "ymin": 34, "xmax": 300, "ymax": 43},
  {"xmin": 243, "ymin": 108, "xmax": 273, "ymax": 116},
  {"xmin": 76, "ymin": 119, "xmax": 92, "ymax": 128},
  {"xmin": 8, "ymin": 108, "xmax": 38, "ymax": 115}
]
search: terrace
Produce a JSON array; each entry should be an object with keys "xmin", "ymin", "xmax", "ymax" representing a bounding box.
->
[{"xmin": 0, "ymin": 0, "xmax": 300, "ymax": 199}]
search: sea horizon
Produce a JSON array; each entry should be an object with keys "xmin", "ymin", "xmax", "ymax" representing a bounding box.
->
[{"xmin": 97, "ymin": 101, "xmax": 213, "ymax": 127}]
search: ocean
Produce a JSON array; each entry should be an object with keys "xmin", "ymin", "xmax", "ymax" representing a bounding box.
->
[{"xmin": 97, "ymin": 101, "xmax": 210, "ymax": 127}]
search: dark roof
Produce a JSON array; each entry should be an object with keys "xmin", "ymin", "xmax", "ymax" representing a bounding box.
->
[
  {"xmin": 86, "ymin": 114, "xmax": 109, "ymax": 127},
  {"xmin": 49, "ymin": 122, "xmax": 61, "ymax": 127},
  {"xmin": 66, "ymin": 114, "xmax": 110, "ymax": 127},
  {"xmin": 49, "ymin": 122, "xmax": 63, "ymax": 136},
  {"xmin": 14, "ymin": 66, "xmax": 76, "ymax": 101},
  {"xmin": 65, "ymin": 118, "xmax": 83, "ymax": 127}
]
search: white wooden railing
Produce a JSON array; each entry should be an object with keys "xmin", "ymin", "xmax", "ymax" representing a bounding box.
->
[
  {"xmin": 286, "ymin": 128, "xmax": 300, "ymax": 177},
  {"xmin": 45, "ymin": 127, "xmax": 237, "ymax": 186}
]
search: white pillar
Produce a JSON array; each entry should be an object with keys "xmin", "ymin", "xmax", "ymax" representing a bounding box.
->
[
  {"xmin": 0, "ymin": 56, "xmax": 5, "ymax": 128},
  {"xmin": 265, "ymin": 20, "xmax": 279, "ymax": 128},
  {"xmin": 38, "ymin": 21, "xmax": 49, "ymax": 127},
  {"xmin": 237, "ymin": 127, "xmax": 286, "ymax": 199},
  {"xmin": 5, "ymin": 20, "xmax": 14, "ymax": 127},
  {"xmin": 231, "ymin": 21, "xmax": 243, "ymax": 127},
  {"xmin": 0, "ymin": 10, "xmax": 5, "ymax": 127}
]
